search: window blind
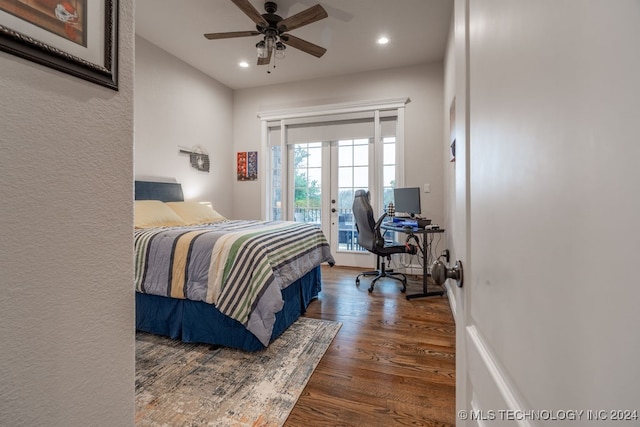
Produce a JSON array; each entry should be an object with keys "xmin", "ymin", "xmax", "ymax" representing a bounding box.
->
[{"xmin": 267, "ymin": 111, "xmax": 397, "ymax": 147}]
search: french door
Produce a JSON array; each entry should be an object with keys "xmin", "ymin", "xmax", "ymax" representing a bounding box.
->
[
  {"xmin": 287, "ymin": 137, "xmax": 398, "ymax": 267},
  {"xmin": 288, "ymin": 139, "xmax": 372, "ymax": 267},
  {"xmin": 259, "ymin": 98, "xmax": 408, "ymax": 267}
]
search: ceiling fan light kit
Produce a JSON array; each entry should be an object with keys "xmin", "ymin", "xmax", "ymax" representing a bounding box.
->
[
  {"xmin": 204, "ymin": 0, "xmax": 328, "ymax": 71},
  {"xmin": 256, "ymin": 40, "xmax": 267, "ymax": 58},
  {"xmin": 275, "ymin": 41, "xmax": 286, "ymax": 59}
]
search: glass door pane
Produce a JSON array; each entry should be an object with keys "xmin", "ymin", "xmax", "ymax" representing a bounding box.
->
[
  {"xmin": 270, "ymin": 145, "xmax": 282, "ymax": 220},
  {"xmin": 337, "ymin": 139, "xmax": 368, "ymax": 252},
  {"xmin": 292, "ymin": 143, "xmax": 322, "ymax": 226},
  {"xmin": 382, "ymin": 136, "xmax": 397, "ymax": 209}
]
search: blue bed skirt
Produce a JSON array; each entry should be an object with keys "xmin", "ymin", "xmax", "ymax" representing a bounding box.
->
[{"xmin": 135, "ymin": 266, "xmax": 322, "ymax": 351}]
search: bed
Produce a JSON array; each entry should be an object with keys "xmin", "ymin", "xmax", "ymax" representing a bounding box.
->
[{"xmin": 134, "ymin": 180, "xmax": 335, "ymax": 351}]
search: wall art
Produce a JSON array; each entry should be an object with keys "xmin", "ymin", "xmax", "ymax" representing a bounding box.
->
[
  {"xmin": 179, "ymin": 145, "xmax": 210, "ymax": 173},
  {"xmin": 237, "ymin": 151, "xmax": 257, "ymax": 181},
  {"xmin": 0, "ymin": 0, "xmax": 118, "ymax": 90}
]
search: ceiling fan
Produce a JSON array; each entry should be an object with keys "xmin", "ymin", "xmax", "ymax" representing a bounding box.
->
[{"xmin": 204, "ymin": 0, "xmax": 328, "ymax": 66}]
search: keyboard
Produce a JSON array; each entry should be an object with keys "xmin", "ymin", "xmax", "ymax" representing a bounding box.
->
[{"xmin": 395, "ymin": 219, "xmax": 418, "ymax": 227}]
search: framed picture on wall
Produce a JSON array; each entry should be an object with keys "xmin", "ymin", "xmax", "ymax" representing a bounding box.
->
[
  {"xmin": 0, "ymin": 0, "xmax": 118, "ymax": 90},
  {"xmin": 237, "ymin": 151, "xmax": 258, "ymax": 181}
]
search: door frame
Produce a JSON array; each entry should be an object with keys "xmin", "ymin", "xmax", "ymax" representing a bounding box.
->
[
  {"xmin": 258, "ymin": 98, "xmax": 409, "ymax": 222},
  {"xmin": 453, "ymin": 0, "xmax": 471, "ymax": 423}
]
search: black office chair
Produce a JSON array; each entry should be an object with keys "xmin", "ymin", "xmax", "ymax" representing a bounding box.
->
[{"xmin": 352, "ymin": 189, "xmax": 417, "ymax": 293}]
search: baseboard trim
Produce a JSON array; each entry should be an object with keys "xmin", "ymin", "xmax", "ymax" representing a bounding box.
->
[
  {"xmin": 467, "ymin": 325, "xmax": 535, "ymax": 427},
  {"xmin": 446, "ymin": 283, "xmax": 457, "ymax": 320}
]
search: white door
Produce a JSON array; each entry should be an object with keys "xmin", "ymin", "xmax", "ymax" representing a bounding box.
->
[
  {"xmin": 453, "ymin": 0, "xmax": 520, "ymax": 422},
  {"xmin": 328, "ymin": 139, "xmax": 376, "ymax": 267},
  {"xmin": 455, "ymin": 1, "xmax": 640, "ymax": 425},
  {"xmin": 289, "ymin": 140, "xmax": 375, "ymax": 268},
  {"xmin": 453, "ymin": 0, "xmax": 521, "ymax": 422}
]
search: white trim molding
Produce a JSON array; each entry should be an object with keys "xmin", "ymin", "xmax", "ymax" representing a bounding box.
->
[
  {"xmin": 258, "ymin": 98, "xmax": 411, "ymax": 220},
  {"xmin": 467, "ymin": 325, "xmax": 535, "ymax": 427},
  {"xmin": 257, "ymin": 97, "xmax": 411, "ymax": 121}
]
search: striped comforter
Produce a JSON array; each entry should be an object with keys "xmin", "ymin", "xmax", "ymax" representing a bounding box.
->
[{"xmin": 134, "ymin": 220, "xmax": 335, "ymax": 345}]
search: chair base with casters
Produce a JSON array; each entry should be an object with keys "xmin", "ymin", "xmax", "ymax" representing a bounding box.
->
[{"xmin": 356, "ymin": 255, "xmax": 408, "ymax": 293}]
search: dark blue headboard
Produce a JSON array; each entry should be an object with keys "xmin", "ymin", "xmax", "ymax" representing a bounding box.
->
[{"xmin": 135, "ymin": 181, "xmax": 184, "ymax": 202}]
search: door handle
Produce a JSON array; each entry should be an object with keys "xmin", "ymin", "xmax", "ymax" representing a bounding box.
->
[{"xmin": 431, "ymin": 260, "xmax": 464, "ymax": 288}]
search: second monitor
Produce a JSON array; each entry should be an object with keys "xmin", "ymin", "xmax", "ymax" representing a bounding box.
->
[{"xmin": 393, "ymin": 187, "xmax": 421, "ymax": 218}]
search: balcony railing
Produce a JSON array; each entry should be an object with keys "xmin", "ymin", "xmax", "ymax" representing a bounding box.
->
[{"xmin": 271, "ymin": 207, "xmax": 366, "ymax": 252}]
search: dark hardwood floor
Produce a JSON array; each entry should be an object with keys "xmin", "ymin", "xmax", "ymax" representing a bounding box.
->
[{"xmin": 285, "ymin": 265, "xmax": 456, "ymax": 427}]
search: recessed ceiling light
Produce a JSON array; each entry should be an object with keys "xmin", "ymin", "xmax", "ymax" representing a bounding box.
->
[
  {"xmin": 239, "ymin": 61, "xmax": 249, "ymax": 68},
  {"xmin": 377, "ymin": 36, "xmax": 389, "ymax": 45}
]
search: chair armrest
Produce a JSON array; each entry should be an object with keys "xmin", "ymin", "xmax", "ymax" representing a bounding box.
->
[
  {"xmin": 373, "ymin": 212, "xmax": 388, "ymax": 247},
  {"xmin": 374, "ymin": 212, "xmax": 388, "ymax": 231}
]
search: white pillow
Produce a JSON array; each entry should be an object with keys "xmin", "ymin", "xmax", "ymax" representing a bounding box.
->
[
  {"xmin": 134, "ymin": 200, "xmax": 186, "ymax": 228},
  {"xmin": 165, "ymin": 201, "xmax": 226, "ymax": 225}
]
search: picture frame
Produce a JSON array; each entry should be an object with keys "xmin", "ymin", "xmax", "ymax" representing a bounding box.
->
[
  {"xmin": 237, "ymin": 151, "xmax": 258, "ymax": 181},
  {"xmin": 0, "ymin": 0, "xmax": 118, "ymax": 90}
]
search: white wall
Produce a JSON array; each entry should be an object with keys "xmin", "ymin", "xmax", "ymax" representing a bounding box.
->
[
  {"xmin": 135, "ymin": 36, "xmax": 234, "ymax": 216},
  {"xmin": 232, "ymin": 64, "xmax": 445, "ymax": 224},
  {"xmin": 0, "ymin": 1, "xmax": 135, "ymax": 425},
  {"xmin": 459, "ymin": 0, "xmax": 640, "ymax": 421}
]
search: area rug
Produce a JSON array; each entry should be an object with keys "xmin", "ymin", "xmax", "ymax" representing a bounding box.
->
[{"xmin": 135, "ymin": 317, "xmax": 341, "ymax": 426}]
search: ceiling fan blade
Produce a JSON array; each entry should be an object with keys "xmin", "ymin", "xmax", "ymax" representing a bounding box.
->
[
  {"xmin": 277, "ymin": 4, "xmax": 328, "ymax": 32},
  {"xmin": 280, "ymin": 34, "xmax": 327, "ymax": 58},
  {"xmin": 230, "ymin": 0, "xmax": 268, "ymax": 27},
  {"xmin": 204, "ymin": 30, "xmax": 260, "ymax": 40},
  {"xmin": 257, "ymin": 43, "xmax": 273, "ymax": 65}
]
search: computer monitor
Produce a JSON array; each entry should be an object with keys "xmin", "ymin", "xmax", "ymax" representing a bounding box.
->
[{"xmin": 393, "ymin": 187, "xmax": 421, "ymax": 218}]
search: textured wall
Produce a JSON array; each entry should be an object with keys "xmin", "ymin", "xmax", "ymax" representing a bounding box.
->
[{"xmin": 0, "ymin": 1, "xmax": 135, "ymax": 425}]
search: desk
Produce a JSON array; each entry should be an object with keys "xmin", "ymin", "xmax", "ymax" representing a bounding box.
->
[{"xmin": 381, "ymin": 222, "xmax": 446, "ymax": 300}]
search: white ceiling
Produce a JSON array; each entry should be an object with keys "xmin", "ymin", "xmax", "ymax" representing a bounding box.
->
[{"xmin": 135, "ymin": 0, "xmax": 453, "ymax": 90}]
